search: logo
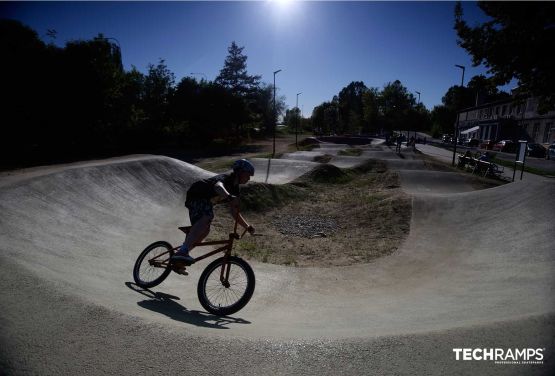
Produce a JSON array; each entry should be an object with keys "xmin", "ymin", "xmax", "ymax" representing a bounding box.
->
[{"xmin": 453, "ymin": 348, "xmax": 544, "ymax": 365}]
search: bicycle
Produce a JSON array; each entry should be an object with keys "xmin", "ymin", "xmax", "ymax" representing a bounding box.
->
[{"xmin": 133, "ymin": 216, "xmax": 255, "ymax": 316}]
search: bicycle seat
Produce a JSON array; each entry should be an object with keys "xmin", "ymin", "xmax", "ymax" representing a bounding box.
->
[{"xmin": 178, "ymin": 226, "xmax": 191, "ymax": 234}]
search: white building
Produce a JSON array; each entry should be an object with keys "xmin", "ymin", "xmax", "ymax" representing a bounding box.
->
[{"xmin": 458, "ymin": 97, "xmax": 555, "ymax": 145}]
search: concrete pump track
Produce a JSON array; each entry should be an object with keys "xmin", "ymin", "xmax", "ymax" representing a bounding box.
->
[{"xmin": 1, "ymin": 139, "xmax": 554, "ymax": 375}]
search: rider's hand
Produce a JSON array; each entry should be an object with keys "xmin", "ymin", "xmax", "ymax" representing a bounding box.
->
[{"xmin": 247, "ymin": 225, "xmax": 255, "ymax": 235}]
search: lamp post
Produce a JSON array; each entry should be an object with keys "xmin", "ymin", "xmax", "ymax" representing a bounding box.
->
[
  {"xmin": 452, "ymin": 64, "xmax": 465, "ymax": 166},
  {"xmin": 102, "ymin": 37, "xmax": 122, "ymax": 62},
  {"xmin": 415, "ymin": 91, "xmax": 421, "ymax": 140},
  {"xmin": 296, "ymin": 92, "xmax": 302, "ymax": 148},
  {"xmin": 273, "ymin": 69, "xmax": 282, "ymax": 158}
]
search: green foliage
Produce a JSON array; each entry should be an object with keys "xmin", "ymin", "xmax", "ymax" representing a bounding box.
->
[
  {"xmin": 454, "ymin": 1, "xmax": 555, "ymax": 113},
  {"xmin": 240, "ymin": 182, "xmax": 309, "ymax": 212},
  {"xmin": 338, "ymin": 148, "xmax": 363, "ymax": 157},
  {"xmin": 0, "ymin": 21, "xmax": 290, "ymax": 168},
  {"xmin": 311, "ymin": 79, "xmax": 432, "ymax": 136},
  {"xmin": 215, "ymin": 41, "xmax": 261, "ymax": 97}
]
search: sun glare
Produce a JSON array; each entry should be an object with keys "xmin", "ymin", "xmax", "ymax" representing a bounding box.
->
[{"xmin": 268, "ymin": 0, "xmax": 300, "ymax": 18}]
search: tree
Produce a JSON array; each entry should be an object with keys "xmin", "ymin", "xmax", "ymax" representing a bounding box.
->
[
  {"xmin": 284, "ymin": 107, "xmax": 301, "ymax": 131},
  {"xmin": 379, "ymin": 80, "xmax": 415, "ymax": 132},
  {"xmin": 215, "ymin": 41, "xmax": 261, "ymax": 97},
  {"xmin": 362, "ymin": 87, "xmax": 380, "ymax": 134},
  {"xmin": 248, "ymin": 83, "xmax": 286, "ymax": 136},
  {"xmin": 312, "ymin": 101, "xmax": 339, "ymax": 135},
  {"xmin": 454, "ymin": 1, "xmax": 555, "ymax": 113},
  {"xmin": 466, "ymin": 74, "xmax": 510, "ymax": 105},
  {"xmin": 141, "ymin": 59, "xmax": 175, "ymax": 142},
  {"xmin": 336, "ymin": 81, "xmax": 368, "ymax": 134}
]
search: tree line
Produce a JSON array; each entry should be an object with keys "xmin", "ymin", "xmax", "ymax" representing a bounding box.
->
[
  {"xmin": 2, "ymin": 2, "xmax": 552, "ymax": 168},
  {"xmin": 1, "ymin": 20, "xmax": 284, "ymax": 168}
]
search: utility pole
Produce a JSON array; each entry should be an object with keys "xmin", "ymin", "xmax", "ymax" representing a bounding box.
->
[
  {"xmin": 273, "ymin": 69, "xmax": 282, "ymax": 158},
  {"xmin": 452, "ymin": 64, "xmax": 465, "ymax": 166},
  {"xmin": 296, "ymin": 92, "xmax": 302, "ymax": 149}
]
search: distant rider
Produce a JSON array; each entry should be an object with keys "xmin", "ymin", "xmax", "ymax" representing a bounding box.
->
[{"xmin": 171, "ymin": 159, "xmax": 256, "ymax": 265}]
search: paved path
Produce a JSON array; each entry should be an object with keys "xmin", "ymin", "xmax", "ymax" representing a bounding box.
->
[{"xmin": 416, "ymin": 144, "xmax": 547, "ymax": 182}]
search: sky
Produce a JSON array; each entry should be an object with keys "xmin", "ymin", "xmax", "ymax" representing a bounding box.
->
[{"xmin": 1, "ymin": 1, "xmax": 511, "ymax": 117}]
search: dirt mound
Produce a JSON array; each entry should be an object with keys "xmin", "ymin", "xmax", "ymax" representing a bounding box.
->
[
  {"xmin": 239, "ymin": 182, "xmax": 308, "ymax": 212},
  {"xmin": 299, "ymin": 164, "xmax": 352, "ymax": 184}
]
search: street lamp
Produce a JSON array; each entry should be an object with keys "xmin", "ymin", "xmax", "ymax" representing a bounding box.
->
[
  {"xmin": 415, "ymin": 91, "xmax": 421, "ymax": 140},
  {"xmin": 452, "ymin": 64, "xmax": 466, "ymax": 166},
  {"xmin": 273, "ymin": 69, "xmax": 282, "ymax": 157},
  {"xmin": 296, "ymin": 92, "xmax": 302, "ymax": 148}
]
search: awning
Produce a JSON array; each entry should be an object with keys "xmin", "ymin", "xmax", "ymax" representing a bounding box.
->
[{"xmin": 460, "ymin": 126, "xmax": 479, "ymax": 135}]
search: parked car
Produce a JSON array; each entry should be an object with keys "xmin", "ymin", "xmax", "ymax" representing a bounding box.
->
[
  {"xmin": 526, "ymin": 143, "xmax": 547, "ymax": 158},
  {"xmin": 442, "ymin": 134, "xmax": 453, "ymax": 143},
  {"xmin": 479, "ymin": 140, "xmax": 495, "ymax": 150},
  {"xmin": 492, "ymin": 140, "xmax": 516, "ymax": 153},
  {"xmin": 547, "ymin": 142, "xmax": 555, "ymax": 160},
  {"xmin": 464, "ymin": 138, "xmax": 480, "ymax": 147}
]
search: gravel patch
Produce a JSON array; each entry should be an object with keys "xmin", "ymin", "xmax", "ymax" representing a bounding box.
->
[{"xmin": 272, "ymin": 214, "xmax": 339, "ymax": 238}]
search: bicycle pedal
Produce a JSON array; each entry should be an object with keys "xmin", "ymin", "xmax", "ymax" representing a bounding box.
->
[{"xmin": 173, "ymin": 266, "xmax": 188, "ymax": 275}]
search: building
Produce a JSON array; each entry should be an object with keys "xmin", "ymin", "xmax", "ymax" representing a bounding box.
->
[{"xmin": 458, "ymin": 96, "xmax": 555, "ymax": 145}]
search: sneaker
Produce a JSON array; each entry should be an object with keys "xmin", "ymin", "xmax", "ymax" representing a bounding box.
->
[{"xmin": 170, "ymin": 252, "xmax": 195, "ymax": 265}]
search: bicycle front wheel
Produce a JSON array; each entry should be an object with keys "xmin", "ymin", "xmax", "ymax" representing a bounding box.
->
[
  {"xmin": 197, "ymin": 256, "xmax": 255, "ymax": 316},
  {"xmin": 133, "ymin": 241, "xmax": 174, "ymax": 288}
]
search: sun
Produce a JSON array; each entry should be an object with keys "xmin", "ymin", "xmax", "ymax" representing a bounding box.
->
[
  {"xmin": 269, "ymin": 0, "xmax": 299, "ymax": 16},
  {"xmin": 271, "ymin": 0, "xmax": 295, "ymax": 11}
]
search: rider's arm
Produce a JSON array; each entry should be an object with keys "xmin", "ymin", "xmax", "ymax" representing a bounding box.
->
[
  {"xmin": 214, "ymin": 181, "xmax": 233, "ymax": 200},
  {"xmin": 228, "ymin": 195, "xmax": 255, "ymax": 234}
]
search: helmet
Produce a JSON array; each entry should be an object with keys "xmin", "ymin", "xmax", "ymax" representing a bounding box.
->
[{"xmin": 232, "ymin": 159, "xmax": 255, "ymax": 176}]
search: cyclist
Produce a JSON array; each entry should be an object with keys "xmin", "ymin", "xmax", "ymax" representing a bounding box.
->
[{"xmin": 171, "ymin": 159, "xmax": 256, "ymax": 265}]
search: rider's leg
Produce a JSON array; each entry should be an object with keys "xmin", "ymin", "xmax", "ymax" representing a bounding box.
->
[
  {"xmin": 172, "ymin": 200, "xmax": 213, "ymax": 264},
  {"xmin": 183, "ymin": 214, "xmax": 212, "ymax": 252}
]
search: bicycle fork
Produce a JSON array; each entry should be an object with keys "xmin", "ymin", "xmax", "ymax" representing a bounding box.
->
[{"xmin": 219, "ymin": 243, "xmax": 234, "ymax": 288}]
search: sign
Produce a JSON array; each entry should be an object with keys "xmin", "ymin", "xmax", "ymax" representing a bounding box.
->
[
  {"xmin": 513, "ymin": 140, "xmax": 528, "ymax": 181},
  {"xmin": 517, "ymin": 140, "xmax": 527, "ymax": 163}
]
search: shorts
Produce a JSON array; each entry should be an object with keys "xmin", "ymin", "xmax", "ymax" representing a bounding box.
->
[{"xmin": 185, "ymin": 198, "xmax": 214, "ymax": 225}]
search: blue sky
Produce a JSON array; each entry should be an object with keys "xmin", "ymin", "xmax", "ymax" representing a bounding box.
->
[{"xmin": 2, "ymin": 1, "xmax": 508, "ymax": 116}]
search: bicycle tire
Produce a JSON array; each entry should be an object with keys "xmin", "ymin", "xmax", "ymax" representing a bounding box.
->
[
  {"xmin": 197, "ymin": 256, "xmax": 255, "ymax": 316},
  {"xmin": 133, "ymin": 241, "xmax": 174, "ymax": 288}
]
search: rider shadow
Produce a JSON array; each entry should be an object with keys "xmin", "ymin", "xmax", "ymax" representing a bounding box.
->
[{"xmin": 125, "ymin": 282, "xmax": 251, "ymax": 330}]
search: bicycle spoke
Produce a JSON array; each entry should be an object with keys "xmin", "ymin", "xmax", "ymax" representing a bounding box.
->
[{"xmin": 202, "ymin": 261, "xmax": 249, "ymax": 309}]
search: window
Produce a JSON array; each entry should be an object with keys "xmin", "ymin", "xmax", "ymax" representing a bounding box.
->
[
  {"xmin": 495, "ymin": 107, "xmax": 500, "ymax": 115},
  {"xmin": 544, "ymin": 123, "xmax": 553, "ymax": 143},
  {"xmin": 532, "ymin": 123, "xmax": 540, "ymax": 141},
  {"xmin": 502, "ymin": 105, "xmax": 507, "ymax": 115}
]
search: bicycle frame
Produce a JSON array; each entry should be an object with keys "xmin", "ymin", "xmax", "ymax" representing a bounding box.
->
[{"xmin": 147, "ymin": 216, "xmax": 249, "ymax": 281}]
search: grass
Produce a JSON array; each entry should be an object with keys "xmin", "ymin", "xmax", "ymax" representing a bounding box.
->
[
  {"xmin": 492, "ymin": 157, "xmax": 554, "ymax": 177},
  {"xmin": 210, "ymin": 159, "xmax": 412, "ymax": 267},
  {"xmin": 338, "ymin": 148, "xmax": 363, "ymax": 157},
  {"xmin": 195, "ymin": 159, "xmax": 234, "ymax": 173},
  {"xmin": 239, "ymin": 182, "xmax": 309, "ymax": 212}
]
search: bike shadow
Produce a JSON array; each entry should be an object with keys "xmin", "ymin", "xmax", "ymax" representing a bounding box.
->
[{"xmin": 125, "ymin": 282, "xmax": 251, "ymax": 329}]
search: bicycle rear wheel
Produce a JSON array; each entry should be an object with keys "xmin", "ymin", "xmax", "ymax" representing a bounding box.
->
[
  {"xmin": 133, "ymin": 241, "xmax": 174, "ymax": 288},
  {"xmin": 197, "ymin": 256, "xmax": 255, "ymax": 316}
]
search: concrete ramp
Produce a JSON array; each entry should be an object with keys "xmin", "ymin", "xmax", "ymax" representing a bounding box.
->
[
  {"xmin": 1, "ymin": 152, "xmax": 554, "ymax": 374},
  {"xmin": 384, "ymin": 159, "xmax": 427, "ymax": 170},
  {"xmin": 250, "ymin": 158, "xmax": 319, "ymax": 184},
  {"xmin": 399, "ymin": 170, "xmax": 478, "ymax": 195}
]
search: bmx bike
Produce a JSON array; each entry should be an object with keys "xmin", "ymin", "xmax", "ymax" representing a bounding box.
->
[{"xmin": 133, "ymin": 217, "xmax": 255, "ymax": 316}]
